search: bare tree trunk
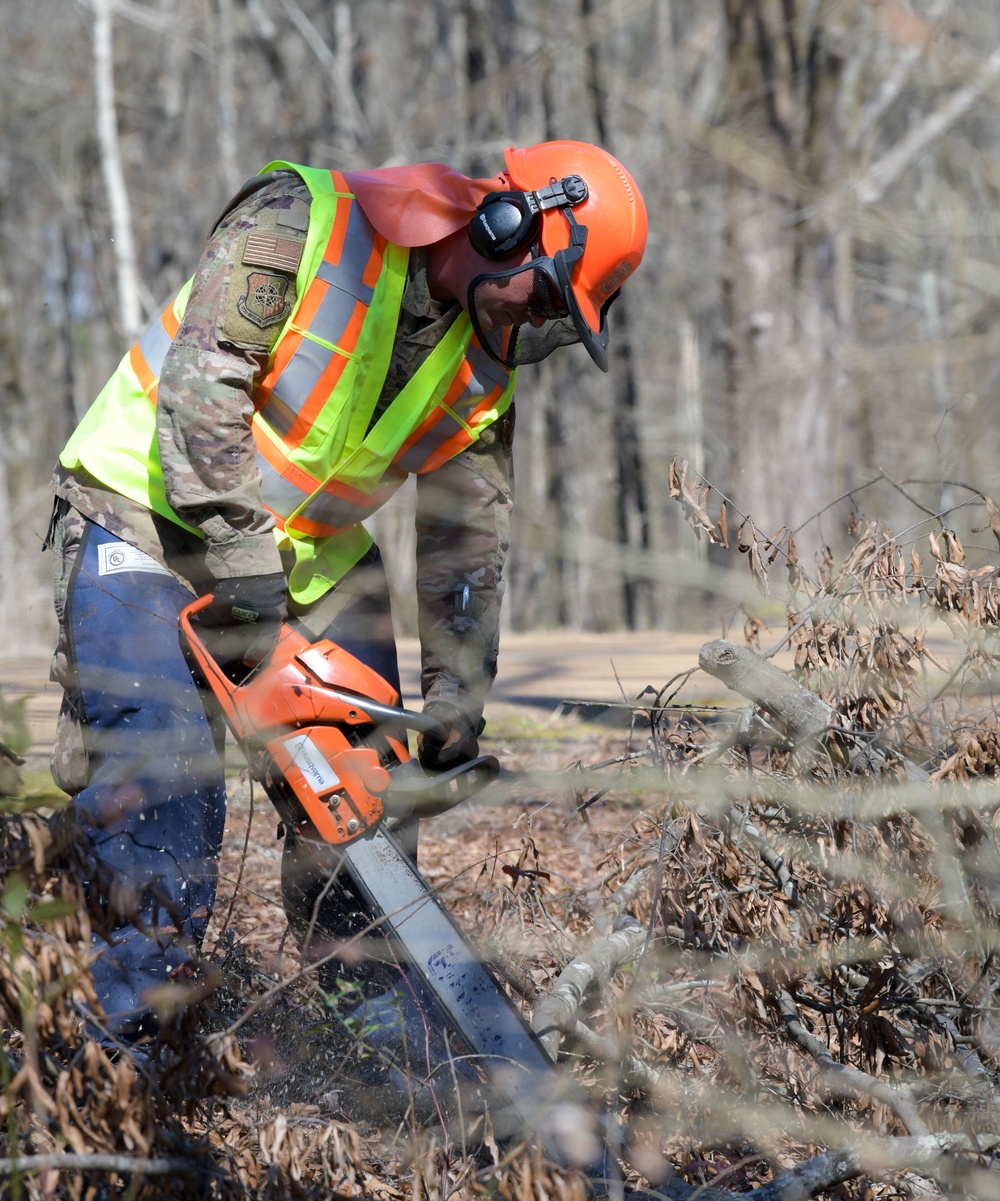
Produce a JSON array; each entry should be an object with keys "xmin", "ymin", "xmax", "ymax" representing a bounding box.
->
[
  {"xmin": 448, "ymin": 10, "xmax": 470, "ymax": 166},
  {"xmin": 215, "ymin": 0, "xmax": 240, "ymax": 193},
  {"xmin": 916, "ymin": 158, "xmax": 958, "ymax": 515},
  {"xmin": 610, "ymin": 302, "xmax": 655, "ymax": 628},
  {"xmin": 515, "ymin": 380, "xmax": 553, "ymax": 630},
  {"xmin": 57, "ymin": 223, "xmax": 81, "ymax": 432},
  {"xmin": 0, "ymin": 286, "xmax": 18, "ymax": 605},
  {"xmin": 90, "ymin": 0, "xmax": 143, "ymax": 343},
  {"xmin": 581, "ymin": 0, "xmax": 654, "ymax": 627},
  {"xmin": 679, "ymin": 318, "xmax": 704, "ymax": 480},
  {"xmin": 718, "ymin": 0, "xmax": 845, "ymax": 551},
  {"xmin": 157, "ymin": 0, "xmax": 185, "ymax": 120}
]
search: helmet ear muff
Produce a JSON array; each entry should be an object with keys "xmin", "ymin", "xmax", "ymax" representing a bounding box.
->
[
  {"xmin": 469, "ymin": 192, "xmax": 540, "ymax": 259},
  {"xmin": 469, "ymin": 175, "xmax": 590, "ymax": 260}
]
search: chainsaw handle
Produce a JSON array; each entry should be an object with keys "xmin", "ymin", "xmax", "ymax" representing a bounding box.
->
[
  {"xmin": 180, "ymin": 592, "xmax": 215, "ymax": 623},
  {"xmin": 321, "ymin": 688, "xmax": 449, "ymax": 738},
  {"xmin": 181, "ymin": 594, "xmax": 446, "ymax": 733},
  {"xmin": 178, "ymin": 593, "xmax": 245, "ymax": 728}
]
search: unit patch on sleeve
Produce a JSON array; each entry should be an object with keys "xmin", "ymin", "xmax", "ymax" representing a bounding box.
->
[{"xmin": 237, "ymin": 272, "xmax": 291, "ymax": 329}]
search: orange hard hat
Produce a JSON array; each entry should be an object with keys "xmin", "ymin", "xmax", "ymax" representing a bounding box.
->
[{"xmin": 503, "ymin": 141, "xmax": 647, "ymax": 369}]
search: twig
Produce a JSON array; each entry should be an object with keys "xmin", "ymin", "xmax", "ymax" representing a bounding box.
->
[
  {"xmin": 727, "ymin": 805, "xmax": 797, "ymax": 903},
  {"xmin": 484, "ymin": 937, "xmax": 542, "ymax": 1005},
  {"xmin": 566, "ymin": 786, "xmax": 613, "ymax": 821},
  {"xmin": 775, "ymin": 988, "xmax": 929, "ymax": 1137},
  {"xmin": 209, "ymin": 777, "xmax": 256, "ymax": 959},
  {"xmin": 643, "ymin": 813, "xmax": 685, "ymax": 967},
  {"xmin": 604, "ymin": 866, "xmax": 653, "ymax": 924},
  {"xmin": 0, "ymin": 1152, "xmax": 203, "ymax": 1177},
  {"xmin": 0, "ymin": 739, "xmax": 25, "ymax": 767}
]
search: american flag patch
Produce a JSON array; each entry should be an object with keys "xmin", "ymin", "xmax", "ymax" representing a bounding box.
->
[{"xmin": 243, "ymin": 230, "xmax": 304, "ymax": 273}]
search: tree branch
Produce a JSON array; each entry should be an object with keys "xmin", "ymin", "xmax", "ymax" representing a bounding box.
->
[
  {"xmin": 774, "ymin": 988, "xmax": 929, "ymax": 1137},
  {"xmin": 748, "ymin": 1133, "xmax": 1000, "ymax": 1201},
  {"xmin": 531, "ymin": 921, "xmax": 648, "ymax": 1060},
  {"xmin": 849, "ymin": 0, "xmax": 954, "ymax": 151},
  {"xmin": 0, "ymin": 1152, "xmax": 202, "ymax": 1177},
  {"xmin": 855, "ymin": 42, "xmax": 1000, "ymax": 206}
]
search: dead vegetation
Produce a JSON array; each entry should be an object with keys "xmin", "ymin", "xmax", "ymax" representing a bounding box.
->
[{"xmin": 2, "ymin": 468, "xmax": 1000, "ymax": 1198}]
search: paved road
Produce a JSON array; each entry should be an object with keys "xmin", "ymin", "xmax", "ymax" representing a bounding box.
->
[{"xmin": 0, "ymin": 629, "xmax": 733, "ymax": 764}]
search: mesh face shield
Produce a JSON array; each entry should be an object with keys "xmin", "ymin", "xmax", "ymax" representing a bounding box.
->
[
  {"xmin": 468, "ymin": 255, "xmax": 581, "ymax": 369},
  {"xmin": 468, "ymin": 209, "xmax": 617, "ymax": 371}
]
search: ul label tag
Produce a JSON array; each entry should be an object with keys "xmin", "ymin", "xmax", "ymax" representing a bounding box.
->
[{"xmin": 98, "ymin": 543, "xmax": 172, "ymax": 577}]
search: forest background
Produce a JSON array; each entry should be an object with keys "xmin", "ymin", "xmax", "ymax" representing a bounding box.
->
[{"xmin": 4, "ymin": 0, "xmax": 1000, "ymax": 647}]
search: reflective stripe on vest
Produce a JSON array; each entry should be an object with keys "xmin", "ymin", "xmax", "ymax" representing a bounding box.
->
[
  {"xmin": 395, "ymin": 342, "xmax": 510, "ymax": 474},
  {"xmin": 264, "ymin": 327, "xmax": 513, "ymax": 539},
  {"xmin": 133, "ymin": 296, "xmax": 184, "ymax": 402},
  {"xmin": 125, "ymin": 288, "xmax": 512, "ymax": 543},
  {"xmin": 255, "ymin": 184, "xmax": 385, "ymax": 444}
]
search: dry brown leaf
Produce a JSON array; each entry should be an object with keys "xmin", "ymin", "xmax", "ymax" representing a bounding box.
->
[
  {"xmin": 668, "ymin": 456, "xmax": 727, "ymax": 545},
  {"xmin": 979, "ymin": 493, "xmax": 1000, "ymax": 552}
]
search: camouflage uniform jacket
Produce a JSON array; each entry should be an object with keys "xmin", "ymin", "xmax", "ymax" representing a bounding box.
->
[{"xmin": 53, "ymin": 171, "xmax": 515, "ymax": 722}]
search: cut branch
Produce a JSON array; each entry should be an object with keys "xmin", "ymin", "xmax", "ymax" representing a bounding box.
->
[
  {"xmin": 0, "ymin": 1152, "xmax": 202, "ymax": 1177},
  {"xmin": 698, "ymin": 639, "xmax": 928, "ymax": 781},
  {"xmin": 697, "ymin": 638, "xmax": 995, "ymax": 919},
  {"xmin": 531, "ymin": 921, "xmax": 648, "ymax": 1060},
  {"xmin": 747, "ymin": 1133, "xmax": 1000, "ymax": 1201},
  {"xmin": 699, "ymin": 639, "xmax": 843, "ymax": 757},
  {"xmin": 774, "ymin": 988, "xmax": 929, "ymax": 1137}
]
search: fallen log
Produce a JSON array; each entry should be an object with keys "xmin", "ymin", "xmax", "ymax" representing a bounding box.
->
[{"xmin": 698, "ymin": 640, "xmax": 839, "ymax": 754}]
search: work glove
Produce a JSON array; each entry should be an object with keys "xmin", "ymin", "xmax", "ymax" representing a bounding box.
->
[
  {"xmin": 199, "ymin": 572, "xmax": 288, "ymax": 669},
  {"xmin": 417, "ymin": 699, "xmax": 484, "ymax": 772}
]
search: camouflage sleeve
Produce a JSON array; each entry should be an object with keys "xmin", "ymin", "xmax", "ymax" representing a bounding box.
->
[
  {"xmin": 156, "ymin": 173, "xmax": 312, "ymax": 580},
  {"xmin": 414, "ymin": 406, "xmax": 515, "ymax": 725}
]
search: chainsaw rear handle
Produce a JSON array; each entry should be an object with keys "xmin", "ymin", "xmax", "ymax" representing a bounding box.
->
[
  {"xmin": 179, "ymin": 592, "xmax": 451, "ymax": 741},
  {"xmin": 179, "ymin": 592, "xmax": 251, "ymax": 733}
]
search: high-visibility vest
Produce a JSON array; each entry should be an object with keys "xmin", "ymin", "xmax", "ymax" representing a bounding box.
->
[{"xmin": 60, "ymin": 162, "xmax": 516, "ymax": 603}]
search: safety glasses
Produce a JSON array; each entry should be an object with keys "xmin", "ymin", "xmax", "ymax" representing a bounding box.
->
[{"xmin": 468, "ymin": 211, "xmax": 594, "ymax": 369}]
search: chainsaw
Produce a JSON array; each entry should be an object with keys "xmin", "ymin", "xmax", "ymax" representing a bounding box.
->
[{"xmin": 178, "ymin": 595, "xmax": 596, "ymax": 1158}]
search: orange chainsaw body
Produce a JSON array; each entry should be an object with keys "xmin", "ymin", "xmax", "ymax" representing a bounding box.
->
[{"xmin": 180, "ymin": 597, "xmax": 408, "ymax": 846}]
